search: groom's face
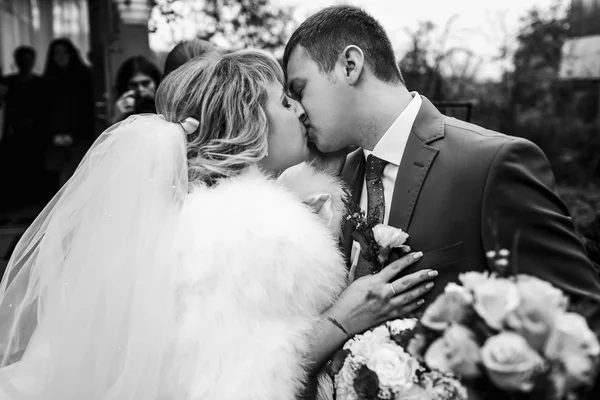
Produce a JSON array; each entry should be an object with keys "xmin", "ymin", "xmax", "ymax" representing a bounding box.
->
[{"xmin": 286, "ymin": 46, "xmax": 356, "ymax": 153}]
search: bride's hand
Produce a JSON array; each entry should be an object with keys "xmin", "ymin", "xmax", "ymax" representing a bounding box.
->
[{"xmin": 328, "ymin": 252, "xmax": 437, "ymax": 335}]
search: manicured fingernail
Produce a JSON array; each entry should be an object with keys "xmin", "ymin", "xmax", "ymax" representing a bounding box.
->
[
  {"xmin": 413, "ymin": 252, "xmax": 423, "ymax": 259},
  {"xmin": 428, "ymin": 270, "xmax": 438, "ymax": 277},
  {"xmin": 417, "ymin": 299, "xmax": 425, "ymax": 305},
  {"xmin": 426, "ymin": 282, "xmax": 435, "ymax": 289}
]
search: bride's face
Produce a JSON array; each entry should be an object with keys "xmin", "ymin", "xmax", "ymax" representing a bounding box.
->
[{"xmin": 259, "ymin": 80, "xmax": 310, "ymax": 175}]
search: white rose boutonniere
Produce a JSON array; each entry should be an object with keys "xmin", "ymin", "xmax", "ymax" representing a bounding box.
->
[{"xmin": 372, "ymin": 224, "xmax": 411, "ymax": 265}]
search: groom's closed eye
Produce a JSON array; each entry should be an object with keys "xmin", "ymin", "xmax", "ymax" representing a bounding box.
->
[
  {"xmin": 290, "ymin": 88, "xmax": 302, "ymax": 101},
  {"xmin": 288, "ymin": 80, "xmax": 305, "ymax": 101}
]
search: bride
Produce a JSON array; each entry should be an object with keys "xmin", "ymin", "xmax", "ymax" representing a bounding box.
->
[{"xmin": 0, "ymin": 49, "xmax": 435, "ymax": 399}]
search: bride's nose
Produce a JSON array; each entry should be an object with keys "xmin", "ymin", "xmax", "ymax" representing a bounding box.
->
[{"xmin": 294, "ymin": 100, "xmax": 307, "ymax": 122}]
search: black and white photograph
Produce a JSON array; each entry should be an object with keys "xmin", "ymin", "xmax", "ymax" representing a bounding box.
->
[{"xmin": 0, "ymin": 0, "xmax": 599, "ymax": 399}]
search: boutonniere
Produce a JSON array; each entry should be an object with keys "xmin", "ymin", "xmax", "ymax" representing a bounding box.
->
[{"xmin": 343, "ymin": 190, "xmax": 411, "ymax": 273}]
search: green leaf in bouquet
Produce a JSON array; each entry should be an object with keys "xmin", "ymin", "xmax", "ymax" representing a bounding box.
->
[
  {"xmin": 329, "ymin": 348, "xmax": 351, "ymax": 377},
  {"xmin": 463, "ymin": 310, "xmax": 499, "ymax": 345},
  {"xmin": 402, "ymin": 322, "xmax": 444, "ymax": 364},
  {"xmin": 353, "ymin": 365, "xmax": 380, "ymax": 400},
  {"xmin": 351, "ymin": 230, "xmax": 377, "ymax": 265},
  {"xmin": 391, "ymin": 326, "xmax": 417, "ymax": 349}
]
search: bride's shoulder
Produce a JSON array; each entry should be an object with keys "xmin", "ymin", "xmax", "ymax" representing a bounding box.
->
[
  {"xmin": 181, "ymin": 166, "xmax": 317, "ymax": 228},
  {"xmin": 278, "ymin": 162, "xmax": 348, "ymax": 236},
  {"xmin": 277, "ymin": 162, "xmax": 346, "ymax": 202}
]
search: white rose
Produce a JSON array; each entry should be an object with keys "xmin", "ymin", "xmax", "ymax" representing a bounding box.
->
[
  {"xmin": 421, "ymin": 291, "xmax": 472, "ymax": 331},
  {"xmin": 335, "ymin": 358, "xmax": 359, "ymax": 400},
  {"xmin": 515, "ymin": 275, "xmax": 568, "ymax": 310},
  {"xmin": 444, "ymin": 282, "xmax": 473, "ymax": 303},
  {"xmin": 387, "ymin": 318, "xmax": 418, "ymax": 335},
  {"xmin": 544, "ymin": 312, "xmax": 600, "ymax": 389},
  {"xmin": 345, "ymin": 327, "xmax": 390, "ymax": 359},
  {"xmin": 472, "ymin": 277, "xmax": 520, "ymax": 330},
  {"xmin": 424, "ymin": 323, "xmax": 482, "ymax": 379},
  {"xmin": 458, "ymin": 271, "xmax": 491, "ymax": 292},
  {"xmin": 481, "ymin": 332, "xmax": 544, "ymax": 392},
  {"xmin": 504, "ymin": 276, "xmax": 568, "ymax": 351},
  {"xmin": 421, "ymin": 371, "xmax": 468, "ymax": 400},
  {"xmin": 366, "ymin": 343, "xmax": 420, "ymax": 391},
  {"xmin": 372, "ymin": 224, "xmax": 410, "ymax": 249},
  {"xmin": 372, "ymin": 325, "xmax": 391, "ymax": 339}
]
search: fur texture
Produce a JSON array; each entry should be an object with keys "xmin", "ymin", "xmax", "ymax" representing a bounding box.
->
[
  {"xmin": 164, "ymin": 165, "xmax": 348, "ymax": 399},
  {"xmin": 278, "ymin": 162, "xmax": 348, "ymax": 239}
]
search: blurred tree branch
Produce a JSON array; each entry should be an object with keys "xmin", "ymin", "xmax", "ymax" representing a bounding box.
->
[
  {"xmin": 151, "ymin": 0, "xmax": 297, "ymax": 55},
  {"xmin": 398, "ymin": 16, "xmax": 483, "ymax": 100}
]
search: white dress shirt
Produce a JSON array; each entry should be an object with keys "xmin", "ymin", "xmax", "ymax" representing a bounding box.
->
[{"xmin": 350, "ymin": 93, "xmax": 423, "ymax": 275}]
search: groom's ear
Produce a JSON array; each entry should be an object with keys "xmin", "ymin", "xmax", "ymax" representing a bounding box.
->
[{"xmin": 340, "ymin": 45, "xmax": 364, "ymax": 86}]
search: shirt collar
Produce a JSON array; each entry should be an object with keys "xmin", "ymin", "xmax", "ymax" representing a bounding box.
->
[{"xmin": 364, "ymin": 92, "xmax": 422, "ymax": 166}]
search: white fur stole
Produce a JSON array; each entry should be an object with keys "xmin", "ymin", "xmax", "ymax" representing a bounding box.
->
[{"xmin": 165, "ymin": 165, "xmax": 348, "ymax": 400}]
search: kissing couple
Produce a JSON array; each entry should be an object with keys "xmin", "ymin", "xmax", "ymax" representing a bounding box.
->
[{"xmin": 0, "ymin": 5, "xmax": 598, "ymax": 400}]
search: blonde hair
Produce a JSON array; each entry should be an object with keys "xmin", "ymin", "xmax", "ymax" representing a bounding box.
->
[{"xmin": 155, "ymin": 49, "xmax": 284, "ymax": 186}]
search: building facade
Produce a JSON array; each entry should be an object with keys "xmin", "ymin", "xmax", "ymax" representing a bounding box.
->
[{"xmin": 569, "ymin": 0, "xmax": 600, "ymax": 37}]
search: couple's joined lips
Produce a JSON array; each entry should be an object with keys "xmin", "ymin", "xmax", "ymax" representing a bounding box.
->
[{"xmin": 300, "ymin": 123, "xmax": 309, "ymax": 137}]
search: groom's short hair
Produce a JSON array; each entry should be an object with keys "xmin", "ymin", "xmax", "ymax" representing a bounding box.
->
[{"xmin": 283, "ymin": 5, "xmax": 403, "ymax": 85}]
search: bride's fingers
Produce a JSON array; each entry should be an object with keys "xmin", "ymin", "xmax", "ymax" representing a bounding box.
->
[
  {"xmin": 377, "ymin": 251, "xmax": 423, "ymax": 282},
  {"xmin": 388, "ymin": 269, "xmax": 437, "ymax": 295},
  {"xmin": 391, "ymin": 298, "xmax": 427, "ymax": 319},
  {"xmin": 388, "ymin": 281, "xmax": 435, "ymax": 315}
]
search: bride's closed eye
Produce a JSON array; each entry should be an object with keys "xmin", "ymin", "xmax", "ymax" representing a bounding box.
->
[{"xmin": 283, "ymin": 97, "xmax": 293, "ymax": 109}]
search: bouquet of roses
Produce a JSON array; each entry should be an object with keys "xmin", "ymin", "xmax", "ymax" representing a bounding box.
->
[
  {"xmin": 334, "ymin": 195, "xmax": 466, "ymax": 399},
  {"xmin": 330, "ymin": 318, "xmax": 467, "ymax": 400},
  {"xmin": 414, "ymin": 250, "xmax": 600, "ymax": 399}
]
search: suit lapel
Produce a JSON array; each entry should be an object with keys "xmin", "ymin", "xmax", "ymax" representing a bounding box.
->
[
  {"xmin": 387, "ymin": 133, "xmax": 438, "ymax": 231},
  {"xmin": 387, "ymin": 96, "xmax": 445, "ymax": 232},
  {"xmin": 340, "ymin": 96, "xmax": 445, "ymax": 259}
]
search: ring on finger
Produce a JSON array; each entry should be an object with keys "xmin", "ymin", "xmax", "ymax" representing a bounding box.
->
[{"xmin": 388, "ymin": 283, "xmax": 397, "ymax": 296}]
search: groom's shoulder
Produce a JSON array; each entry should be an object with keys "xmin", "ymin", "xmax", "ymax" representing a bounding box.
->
[
  {"xmin": 444, "ymin": 116, "xmax": 508, "ymax": 142},
  {"xmin": 442, "ymin": 116, "xmax": 533, "ymax": 152}
]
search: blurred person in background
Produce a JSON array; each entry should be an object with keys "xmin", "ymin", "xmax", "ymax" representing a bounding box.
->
[
  {"xmin": 0, "ymin": 46, "xmax": 47, "ymax": 209},
  {"xmin": 43, "ymin": 38, "xmax": 94, "ymax": 196},
  {"xmin": 0, "ymin": 70, "xmax": 7, "ymax": 147},
  {"xmin": 163, "ymin": 39, "xmax": 218, "ymax": 77},
  {"xmin": 112, "ymin": 56, "xmax": 161, "ymax": 124},
  {"xmin": 0, "ymin": 70, "xmax": 7, "ymax": 208}
]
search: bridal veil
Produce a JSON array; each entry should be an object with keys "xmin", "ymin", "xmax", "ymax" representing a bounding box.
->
[{"xmin": 0, "ymin": 114, "xmax": 188, "ymax": 399}]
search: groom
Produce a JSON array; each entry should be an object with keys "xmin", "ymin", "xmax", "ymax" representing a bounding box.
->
[{"xmin": 283, "ymin": 6, "xmax": 600, "ymax": 319}]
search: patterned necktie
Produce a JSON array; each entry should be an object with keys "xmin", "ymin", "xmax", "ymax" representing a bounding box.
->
[{"xmin": 354, "ymin": 154, "xmax": 389, "ymax": 279}]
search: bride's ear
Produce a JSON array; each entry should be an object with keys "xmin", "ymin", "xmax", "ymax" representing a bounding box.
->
[{"xmin": 340, "ymin": 45, "xmax": 364, "ymax": 86}]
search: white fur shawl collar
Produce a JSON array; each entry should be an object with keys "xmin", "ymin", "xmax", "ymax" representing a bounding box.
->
[{"xmin": 165, "ymin": 163, "xmax": 347, "ymax": 400}]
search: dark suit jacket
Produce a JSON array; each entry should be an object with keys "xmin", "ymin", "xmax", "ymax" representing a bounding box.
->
[{"xmin": 341, "ymin": 96, "xmax": 600, "ymax": 322}]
